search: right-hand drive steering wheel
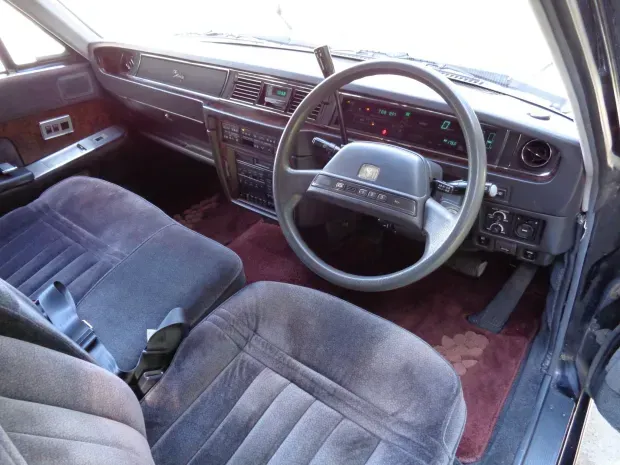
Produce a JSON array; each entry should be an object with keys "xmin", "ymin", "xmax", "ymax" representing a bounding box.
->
[{"xmin": 273, "ymin": 60, "xmax": 487, "ymax": 292}]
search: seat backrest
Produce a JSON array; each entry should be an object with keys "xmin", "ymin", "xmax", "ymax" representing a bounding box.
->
[
  {"xmin": 0, "ymin": 334, "xmax": 155, "ymax": 465},
  {"xmin": 0, "ymin": 278, "xmax": 92, "ymax": 362}
]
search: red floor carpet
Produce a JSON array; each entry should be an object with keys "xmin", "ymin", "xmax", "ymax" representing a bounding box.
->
[{"xmin": 178, "ymin": 199, "xmax": 544, "ymax": 463}]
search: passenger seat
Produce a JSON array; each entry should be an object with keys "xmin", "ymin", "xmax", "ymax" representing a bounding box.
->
[{"xmin": 0, "ymin": 176, "xmax": 245, "ymax": 371}]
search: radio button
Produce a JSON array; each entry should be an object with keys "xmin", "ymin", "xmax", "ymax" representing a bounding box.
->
[
  {"xmin": 358, "ymin": 188, "xmax": 368, "ymax": 196},
  {"xmin": 367, "ymin": 191, "xmax": 378, "ymax": 199},
  {"xmin": 377, "ymin": 193, "xmax": 388, "ymax": 202},
  {"xmin": 335, "ymin": 181, "xmax": 345, "ymax": 190}
]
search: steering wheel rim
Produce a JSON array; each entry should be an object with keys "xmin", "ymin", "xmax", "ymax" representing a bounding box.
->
[{"xmin": 273, "ymin": 60, "xmax": 487, "ymax": 292}]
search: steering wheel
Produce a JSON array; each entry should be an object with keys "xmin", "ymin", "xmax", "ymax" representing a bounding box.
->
[{"xmin": 273, "ymin": 60, "xmax": 487, "ymax": 292}]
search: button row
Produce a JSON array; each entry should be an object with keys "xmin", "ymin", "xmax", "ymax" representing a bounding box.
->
[
  {"xmin": 335, "ymin": 182, "xmax": 389, "ymax": 202},
  {"xmin": 319, "ymin": 176, "xmax": 416, "ymax": 215}
]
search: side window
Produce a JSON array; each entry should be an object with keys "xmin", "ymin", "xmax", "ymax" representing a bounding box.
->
[{"xmin": 0, "ymin": 0, "xmax": 67, "ymax": 71}]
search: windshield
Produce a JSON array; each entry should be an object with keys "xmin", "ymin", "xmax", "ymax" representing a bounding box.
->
[{"xmin": 60, "ymin": 0, "xmax": 568, "ymax": 111}]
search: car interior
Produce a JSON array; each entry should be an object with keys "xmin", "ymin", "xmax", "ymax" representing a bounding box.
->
[{"xmin": 1, "ymin": 1, "xmax": 620, "ymax": 465}]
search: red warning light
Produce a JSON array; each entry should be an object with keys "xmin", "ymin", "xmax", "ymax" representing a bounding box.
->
[{"xmin": 381, "ymin": 129, "xmax": 388, "ymax": 136}]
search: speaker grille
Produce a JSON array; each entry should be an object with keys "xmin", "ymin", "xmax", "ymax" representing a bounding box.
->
[{"xmin": 57, "ymin": 72, "xmax": 94, "ymax": 101}]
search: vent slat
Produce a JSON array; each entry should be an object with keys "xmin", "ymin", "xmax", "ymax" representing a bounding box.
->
[
  {"xmin": 287, "ymin": 89, "xmax": 321, "ymax": 121},
  {"xmin": 231, "ymin": 76, "xmax": 262, "ymax": 103}
]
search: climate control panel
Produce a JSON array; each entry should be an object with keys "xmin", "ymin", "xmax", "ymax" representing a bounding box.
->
[{"xmin": 482, "ymin": 206, "xmax": 544, "ymax": 243}]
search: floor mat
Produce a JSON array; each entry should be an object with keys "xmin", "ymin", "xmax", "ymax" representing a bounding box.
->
[
  {"xmin": 184, "ymin": 199, "xmax": 544, "ymax": 462},
  {"xmin": 173, "ymin": 194, "xmax": 261, "ymax": 245}
]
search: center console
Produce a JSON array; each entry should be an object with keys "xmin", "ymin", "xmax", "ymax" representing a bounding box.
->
[{"xmin": 220, "ymin": 121, "xmax": 278, "ymax": 212}]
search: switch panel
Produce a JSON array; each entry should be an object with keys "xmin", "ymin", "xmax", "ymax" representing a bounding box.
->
[
  {"xmin": 39, "ymin": 115, "xmax": 74, "ymax": 141},
  {"xmin": 482, "ymin": 205, "xmax": 544, "ymax": 243}
]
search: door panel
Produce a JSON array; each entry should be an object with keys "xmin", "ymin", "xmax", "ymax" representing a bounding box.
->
[
  {"xmin": 0, "ymin": 98, "xmax": 117, "ymax": 165},
  {"xmin": 0, "ymin": 57, "xmax": 124, "ymax": 203}
]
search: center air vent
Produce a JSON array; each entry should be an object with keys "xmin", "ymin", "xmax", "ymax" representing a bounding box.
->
[
  {"xmin": 231, "ymin": 76, "xmax": 262, "ymax": 104},
  {"xmin": 287, "ymin": 89, "xmax": 322, "ymax": 120},
  {"xmin": 521, "ymin": 140, "xmax": 552, "ymax": 168}
]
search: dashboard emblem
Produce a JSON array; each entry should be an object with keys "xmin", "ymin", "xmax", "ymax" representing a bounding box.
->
[{"xmin": 172, "ymin": 69, "xmax": 185, "ymax": 82}]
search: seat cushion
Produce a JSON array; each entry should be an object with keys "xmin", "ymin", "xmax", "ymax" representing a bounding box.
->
[
  {"xmin": 141, "ymin": 282, "xmax": 466, "ymax": 465},
  {"xmin": 0, "ymin": 176, "xmax": 245, "ymax": 370}
]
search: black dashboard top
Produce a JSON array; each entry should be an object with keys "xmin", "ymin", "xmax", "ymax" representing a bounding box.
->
[{"xmin": 90, "ymin": 40, "xmax": 578, "ymax": 145}]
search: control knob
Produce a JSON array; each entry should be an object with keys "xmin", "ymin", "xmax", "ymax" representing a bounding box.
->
[
  {"xmin": 492, "ymin": 210, "xmax": 508, "ymax": 222},
  {"xmin": 489, "ymin": 222, "xmax": 505, "ymax": 234}
]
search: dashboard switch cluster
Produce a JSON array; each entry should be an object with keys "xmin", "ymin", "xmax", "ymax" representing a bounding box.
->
[
  {"xmin": 483, "ymin": 206, "xmax": 543, "ymax": 243},
  {"xmin": 236, "ymin": 161, "xmax": 274, "ymax": 210},
  {"xmin": 483, "ymin": 207, "xmax": 513, "ymax": 236},
  {"xmin": 313, "ymin": 175, "xmax": 417, "ymax": 216}
]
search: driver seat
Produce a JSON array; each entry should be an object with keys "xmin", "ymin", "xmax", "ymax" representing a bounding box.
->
[{"xmin": 0, "ymin": 281, "xmax": 466, "ymax": 465}]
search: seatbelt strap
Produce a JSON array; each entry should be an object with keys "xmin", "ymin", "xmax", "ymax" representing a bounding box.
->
[
  {"xmin": 35, "ymin": 281, "xmax": 120, "ymax": 373},
  {"xmin": 36, "ymin": 282, "xmax": 96, "ymax": 349},
  {"xmin": 122, "ymin": 307, "xmax": 189, "ymax": 396},
  {"xmin": 36, "ymin": 282, "xmax": 188, "ymax": 393}
]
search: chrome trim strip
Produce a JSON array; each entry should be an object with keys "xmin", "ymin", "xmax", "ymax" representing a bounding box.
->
[
  {"xmin": 232, "ymin": 199, "xmax": 278, "ymax": 220},
  {"xmin": 203, "ymin": 104, "xmax": 286, "ymax": 131},
  {"xmin": 139, "ymin": 52, "xmax": 231, "ymax": 74},
  {"xmin": 123, "ymin": 97, "xmax": 204, "ymax": 124},
  {"xmin": 141, "ymin": 131, "xmax": 214, "ymax": 165},
  {"xmin": 27, "ymin": 125, "xmax": 126, "ymax": 179},
  {"xmin": 98, "ymin": 70, "xmax": 207, "ymax": 105}
]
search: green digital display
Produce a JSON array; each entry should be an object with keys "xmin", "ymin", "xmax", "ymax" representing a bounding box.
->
[
  {"xmin": 442, "ymin": 138, "xmax": 458, "ymax": 147},
  {"xmin": 485, "ymin": 132, "xmax": 496, "ymax": 149},
  {"xmin": 441, "ymin": 120, "xmax": 451, "ymax": 130},
  {"xmin": 276, "ymin": 89, "xmax": 288, "ymax": 97},
  {"xmin": 377, "ymin": 108, "xmax": 398, "ymax": 117}
]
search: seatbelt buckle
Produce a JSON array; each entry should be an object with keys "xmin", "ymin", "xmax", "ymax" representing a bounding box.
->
[
  {"xmin": 71, "ymin": 319, "xmax": 98, "ymax": 351},
  {"xmin": 124, "ymin": 307, "xmax": 189, "ymax": 397}
]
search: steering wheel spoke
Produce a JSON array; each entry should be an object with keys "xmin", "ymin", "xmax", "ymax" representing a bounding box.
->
[
  {"xmin": 422, "ymin": 198, "xmax": 458, "ymax": 258},
  {"xmin": 278, "ymin": 167, "xmax": 323, "ymax": 211}
]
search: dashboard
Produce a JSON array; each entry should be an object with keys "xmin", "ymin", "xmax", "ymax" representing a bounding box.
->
[{"xmin": 91, "ymin": 43, "xmax": 584, "ymax": 266}]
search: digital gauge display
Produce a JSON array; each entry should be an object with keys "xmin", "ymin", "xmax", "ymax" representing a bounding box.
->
[
  {"xmin": 342, "ymin": 98, "xmax": 500, "ymax": 158},
  {"xmin": 264, "ymin": 84, "xmax": 291, "ymax": 110}
]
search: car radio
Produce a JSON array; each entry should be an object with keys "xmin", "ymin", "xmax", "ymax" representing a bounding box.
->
[{"xmin": 221, "ymin": 121, "xmax": 278, "ymax": 155}]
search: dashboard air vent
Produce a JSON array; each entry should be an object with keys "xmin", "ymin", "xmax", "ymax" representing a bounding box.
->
[
  {"xmin": 231, "ymin": 76, "xmax": 262, "ymax": 104},
  {"xmin": 521, "ymin": 140, "xmax": 552, "ymax": 169},
  {"xmin": 287, "ymin": 89, "xmax": 322, "ymax": 120}
]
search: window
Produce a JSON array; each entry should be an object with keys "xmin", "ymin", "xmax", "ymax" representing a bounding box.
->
[{"xmin": 0, "ymin": 0, "xmax": 66, "ymax": 68}]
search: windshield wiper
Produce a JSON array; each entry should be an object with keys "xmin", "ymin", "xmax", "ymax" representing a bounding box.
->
[{"xmin": 330, "ymin": 48, "xmax": 570, "ymax": 115}]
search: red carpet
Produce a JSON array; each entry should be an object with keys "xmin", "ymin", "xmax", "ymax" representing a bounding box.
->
[{"xmin": 182, "ymin": 199, "xmax": 544, "ymax": 462}]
